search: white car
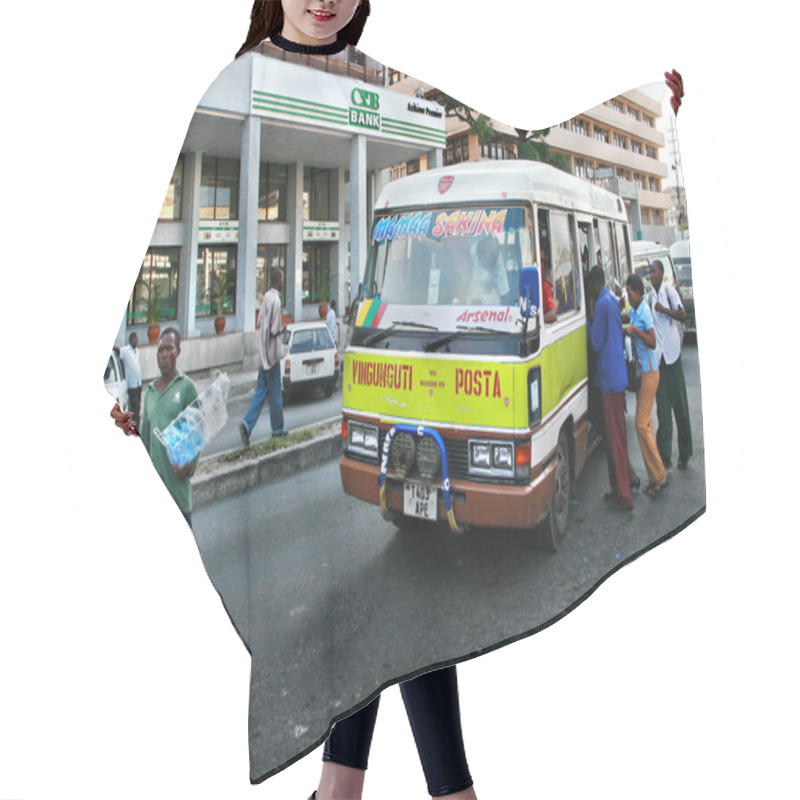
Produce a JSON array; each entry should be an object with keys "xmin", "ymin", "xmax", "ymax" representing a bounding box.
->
[
  {"xmin": 104, "ymin": 350, "xmax": 129, "ymax": 411},
  {"xmin": 280, "ymin": 321, "xmax": 339, "ymax": 401}
]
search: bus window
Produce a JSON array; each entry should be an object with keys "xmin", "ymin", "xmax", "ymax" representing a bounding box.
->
[
  {"xmin": 550, "ymin": 211, "xmax": 579, "ymax": 317},
  {"xmin": 615, "ymin": 221, "xmax": 631, "ymax": 281},
  {"xmin": 594, "ymin": 219, "xmax": 619, "ymax": 294},
  {"xmin": 578, "ymin": 220, "xmax": 592, "ymax": 278}
]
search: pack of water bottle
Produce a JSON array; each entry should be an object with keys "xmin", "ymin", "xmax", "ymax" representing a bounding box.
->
[
  {"xmin": 155, "ymin": 372, "xmax": 230, "ymax": 467},
  {"xmin": 162, "ymin": 407, "xmax": 207, "ymax": 467}
]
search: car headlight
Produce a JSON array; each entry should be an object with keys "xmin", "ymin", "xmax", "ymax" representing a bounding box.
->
[{"xmin": 348, "ymin": 421, "xmax": 379, "ymax": 459}]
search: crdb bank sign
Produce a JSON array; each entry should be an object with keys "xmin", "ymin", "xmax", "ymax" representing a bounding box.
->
[{"xmin": 350, "ymin": 87, "xmax": 381, "ymax": 131}]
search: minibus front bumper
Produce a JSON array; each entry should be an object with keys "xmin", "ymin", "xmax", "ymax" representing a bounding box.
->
[{"xmin": 340, "ymin": 455, "xmax": 556, "ymax": 530}]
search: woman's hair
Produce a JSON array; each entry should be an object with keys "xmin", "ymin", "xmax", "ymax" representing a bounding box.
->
[
  {"xmin": 625, "ymin": 273, "xmax": 645, "ymax": 297},
  {"xmin": 236, "ymin": 0, "xmax": 371, "ymax": 58}
]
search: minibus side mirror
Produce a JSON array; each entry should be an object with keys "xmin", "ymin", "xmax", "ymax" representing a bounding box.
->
[{"xmin": 519, "ymin": 265, "xmax": 540, "ymax": 320}]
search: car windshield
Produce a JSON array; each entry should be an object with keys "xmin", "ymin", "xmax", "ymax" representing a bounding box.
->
[
  {"xmin": 674, "ymin": 259, "xmax": 692, "ymax": 286},
  {"xmin": 365, "ymin": 205, "xmax": 533, "ymax": 306},
  {"xmin": 285, "ymin": 327, "xmax": 334, "ymax": 354}
]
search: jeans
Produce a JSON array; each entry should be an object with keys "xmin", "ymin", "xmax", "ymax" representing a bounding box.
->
[
  {"xmin": 242, "ymin": 363, "xmax": 285, "ymax": 436},
  {"xmin": 323, "ymin": 667, "xmax": 473, "ymax": 797}
]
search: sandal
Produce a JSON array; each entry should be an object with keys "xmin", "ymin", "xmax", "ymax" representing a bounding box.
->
[
  {"xmin": 630, "ymin": 476, "xmax": 641, "ymax": 491},
  {"xmin": 644, "ymin": 479, "xmax": 669, "ymax": 497}
]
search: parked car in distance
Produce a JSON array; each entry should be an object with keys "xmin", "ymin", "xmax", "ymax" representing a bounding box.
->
[
  {"xmin": 280, "ymin": 321, "xmax": 339, "ymax": 401},
  {"xmin": 670, "ymin": 239, "xmax": 695, "ymax": 334},
  {"xmin": 104, "ymin": 350, "xmax": 129, "ymax": 411}
]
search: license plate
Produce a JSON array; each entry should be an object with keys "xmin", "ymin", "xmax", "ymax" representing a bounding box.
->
[
  {"xmin": 305, "ymin": 362, "xmax": 319, "ymax": 375},
  {"xmin": 403, "ymin": 483, "xmax": 438, "ymax": 521}
]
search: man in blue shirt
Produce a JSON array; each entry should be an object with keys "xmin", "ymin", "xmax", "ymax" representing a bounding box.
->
[{"xmin": 587, "ymin": 266, "xmax": 633, "ymax": 511}]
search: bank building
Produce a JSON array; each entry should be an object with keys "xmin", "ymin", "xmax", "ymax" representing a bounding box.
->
[{"xmin": 116, "ymin": 41, "xmax": 447, "ymax": 375}]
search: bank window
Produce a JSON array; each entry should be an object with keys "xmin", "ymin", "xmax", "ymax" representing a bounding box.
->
[
  {"xmin": 259, "ymin": 163, "xmax": 288, "ymax": 221},
  {"xmin": 646, "ymin": 145, "xmax": 657, "ymax": 159},
  {"xmin": 200, "ymin": 156, "xmax": 239, "ymax": 220},
  {"xmin": 159, "ymin": 157, "xmax": 183, "ymax": 220},
  {"xmin": 643, "ymin": 114, "xmax": 654, "ymax": 127},
  {"xmin": 610, "ymin": 99, "xmax": 624, "ymax": 113},
  {"xmin": 196, "ymin": 245, "xmax": 236, "ymax": 317},
  {"xmin": 127, "ymin": 247, "xmax": 180, "ymax": 325},
  {"xmin": 613, "ymin": 134, "xmax": 627, "ymax": 149},
  {"xmin": 616, "ymin": 167, "xmax": 631, "ymax": 181},
  {"xmin": 304, "ymin": 167, "xmax": 336, "ymax": 221},
  {"xmin": 303, "ymin": 243, "xmax": 331, "ymax": 305},
  {"xmin": 648, "ymin": 176, "xmax": 660, "ymax": 192},
  {"xmin": 631, "ymin": 140, "xmax": 642, "ymax": 155},
  {"xmin": 256, "ymin": 244, "xmax": 287, "ymax": 308},
  {"xmin": 593, "ymin": 126, "xmax": 609, "ymax": 143},
  {"xmin": 627, "ymin": 106, "xmax": 640, "ymax": 121}
]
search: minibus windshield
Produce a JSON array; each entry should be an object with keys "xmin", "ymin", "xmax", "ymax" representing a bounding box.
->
[{"xmin": 366, "ymin": 205, "xmax": 533, "ymax": 307}]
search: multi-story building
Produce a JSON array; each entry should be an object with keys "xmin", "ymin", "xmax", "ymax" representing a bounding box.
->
[{"xmin": 388, "ymin": 71, "xmax": 673, "ymax": 243}]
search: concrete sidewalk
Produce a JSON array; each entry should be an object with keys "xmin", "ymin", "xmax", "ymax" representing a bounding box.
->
[{"xmin": 189, "ymin": 364, "xmax": 342, "ymax": 507}]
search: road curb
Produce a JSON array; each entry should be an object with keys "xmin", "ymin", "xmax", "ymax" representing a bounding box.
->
[{"xmin": 193, "ymin": 425, "xmax": 342, "ymax": 507}]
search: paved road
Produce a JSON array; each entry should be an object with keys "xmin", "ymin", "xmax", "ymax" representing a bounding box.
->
[{"xmin": 194, "ymin": 342, "xmax": 705, "ymax": 780}]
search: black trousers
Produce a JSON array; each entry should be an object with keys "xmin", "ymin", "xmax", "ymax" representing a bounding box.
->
[{"xmin": 323, "ymin": 666, "xmax": 473, "ymax": 797}]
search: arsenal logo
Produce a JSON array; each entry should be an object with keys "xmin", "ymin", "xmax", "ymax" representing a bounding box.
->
[{"xmin": 438, "ymin": 175, "xmax": 454, "ymax": 194}]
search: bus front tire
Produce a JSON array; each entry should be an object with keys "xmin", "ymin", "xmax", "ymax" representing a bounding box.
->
[{"xmin": 536, "ymin": 429, "xmax": 570, "ymax": 552}]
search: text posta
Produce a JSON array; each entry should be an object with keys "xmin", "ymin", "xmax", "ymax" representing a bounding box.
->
[{"xmin": 455, "ymin": 368, "xmax": 502, "ymax": 398}]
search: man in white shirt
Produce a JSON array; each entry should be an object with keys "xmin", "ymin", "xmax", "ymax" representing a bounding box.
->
[
  {"xmin": 119, "ymin": 331, "xmax": 142, "ymax": 428},
  {"xmin": 239, "ymin": 268, "xmax": 289, "ymax": 446},
  {"xmin": 326, "ymin": 299, "xmax": 338, "ymax": 348},
  {"xmin": 648, "ymin": 260, "xmax": 693, "ymax": 470}
]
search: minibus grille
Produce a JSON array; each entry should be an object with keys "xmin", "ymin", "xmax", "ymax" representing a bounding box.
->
[{"xmin": 375, "ymin": 431, "xmax": 469, "ymax": 482}]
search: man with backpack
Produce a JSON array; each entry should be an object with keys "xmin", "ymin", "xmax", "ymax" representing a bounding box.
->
[{"xmin": 648, "ymin": 259, "xmax": 693, "ymax": 471}]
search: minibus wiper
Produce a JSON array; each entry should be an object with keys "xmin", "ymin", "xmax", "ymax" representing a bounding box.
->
[
  {"xmin": 363, "ymin": 321, "xmax": 438, "ymax": 347},
  {"xmin": 423, "ymin": 325, "xmax": 506, "ymax": 352}
]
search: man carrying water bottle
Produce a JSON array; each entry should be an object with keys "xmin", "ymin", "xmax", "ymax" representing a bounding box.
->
[{"xmin": 139, "ymin": 327, "xmax": 199, "ymax": 528}]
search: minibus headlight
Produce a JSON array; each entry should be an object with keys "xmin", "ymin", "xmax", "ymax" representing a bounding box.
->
[
  {"xmin": 389, "ymin": 432, "xmax": 416, "ymax": 477},
  {"xmin": 470, "ymin": 443, "xmax": 492, "ymax": 470},
  {"xmin": 492, "ymin": 444, "xmax": 513, "ymax": 470},
  {"xmin": 417, "ymin": 436, "xmax": 442, "ymax": 481},
  {"xmin": 469, "ymin": 439, "xmax": 516, "ymax": 477},
  {"xmin": 348, "ymin": 422, "xmax": 379, "ymax": 459}
]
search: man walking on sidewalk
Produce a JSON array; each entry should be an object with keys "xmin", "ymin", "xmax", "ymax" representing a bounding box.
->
[
  {"xmin": 240, "ymin": 267, "xmax": 289, "ymax": 446},
  {"xmin": 648, "ymin": 260, "xmax": 693, "ymax": 470}
]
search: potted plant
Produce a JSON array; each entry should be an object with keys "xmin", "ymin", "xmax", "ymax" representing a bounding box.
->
[
  {"xmin": 145, "ymin": 282, "xmax": 163, "ymax": 344},
  {"xmin": 213, "ymin": 268, "xmax": 232, "ymax": 335}
]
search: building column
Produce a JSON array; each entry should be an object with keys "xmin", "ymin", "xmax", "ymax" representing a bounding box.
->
[
  {"xmin": 349, "ymin": 134, "xmax": 368, "ymax": 305},
  {"xmin": 336, "ymin": 167, "xmax": 347, "ymax": 311},
  {"xmin": 236, "ymin": 116, "xmax": 261, "ymax": 334},
  {"xmin": 429, "ymin": 146, "xmax": 444, "ymax": 170},
  {"xmin": 286, "ymin": 162, "xmax": 304, "ymax": 322},
  {"xmin": 178, "ymin": 150, "xmax": 203, "ymax": 339}
]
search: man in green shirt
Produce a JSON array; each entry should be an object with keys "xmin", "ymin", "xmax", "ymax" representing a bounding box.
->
[{"xmin": 139, "ymin": 327, "xmax": 199, "ymax": 527}]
